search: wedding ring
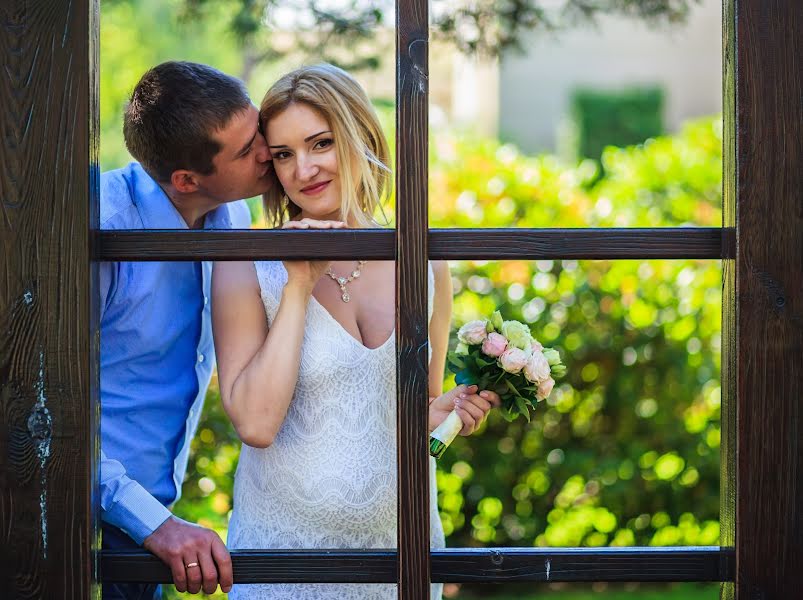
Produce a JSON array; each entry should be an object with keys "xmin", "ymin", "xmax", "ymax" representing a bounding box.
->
[{"xmin": 185, "ymin": 562, "xmax": 199, "ymax": 569}]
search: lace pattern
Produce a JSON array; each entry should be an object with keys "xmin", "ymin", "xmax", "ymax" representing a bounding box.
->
[{"xmin": 228, "ymin": 261, "xmax": 444, "ymax": 599}]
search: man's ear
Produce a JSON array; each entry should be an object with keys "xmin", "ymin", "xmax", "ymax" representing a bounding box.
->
[{"xmin": 170, "ymin": 170, "xmax": 200, "ymax": 194}]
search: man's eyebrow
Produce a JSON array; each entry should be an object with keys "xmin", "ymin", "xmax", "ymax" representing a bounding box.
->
[
  {"xmin": 236, "ymin": 129, "xmax": 258, "ymax": 157},
  {"xmin": 269, "ymin": 130, "xmax": 332, "ymax": 149}
]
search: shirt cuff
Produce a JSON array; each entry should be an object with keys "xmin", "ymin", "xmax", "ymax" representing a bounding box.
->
[{"xmin": 102, "ymin": 480, "xmax": 172, "ymax": 545}]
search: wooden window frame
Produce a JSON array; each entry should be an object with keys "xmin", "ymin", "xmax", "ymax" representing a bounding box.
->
[{"xmin": 2, "ymin": 0, "xmax": 801, "ymax": 598}]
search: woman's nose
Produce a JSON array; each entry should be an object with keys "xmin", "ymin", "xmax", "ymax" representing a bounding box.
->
[{"xmin": 296, "ymin": 155, "xmax": 320, "ymax": 180}]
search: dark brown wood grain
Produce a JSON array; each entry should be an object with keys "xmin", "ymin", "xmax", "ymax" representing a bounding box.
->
[
  {"xmin": 94, "ymin": 227, "xmax": 730, "ymax": 261},
  {"xmin": 736, "ymin": 1, "xmax": 803, "ymax": 599},
  {"xmin": 100, "ymin": 547, "xmax": 732, "ymax": 584},
  {"xmin": 396, "ymin": 0, "xmax": 430, "ymax": 596},
  {"xmin": 720, "ymin": 2, "xmax": 736, "ymax": 600},
  {"xmin": 0, "ymin": 1, "xmax": 99, "ymax": 598}
]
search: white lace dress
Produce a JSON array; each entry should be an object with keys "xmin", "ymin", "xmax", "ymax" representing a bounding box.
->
[{"xmin": 227, "ymin": 261, "xmax": 445, "ymax": 599}]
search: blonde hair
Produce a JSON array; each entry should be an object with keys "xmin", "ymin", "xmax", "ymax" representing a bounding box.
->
[{"xmin": 260, "ymin": 64, "xmax": 391, "ymax": 228}]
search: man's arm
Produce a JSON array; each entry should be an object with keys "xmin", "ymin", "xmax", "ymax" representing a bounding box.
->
[
  {"xmin": 101, "ymin": 447, "xmax": 232, "ymax": 595},
  {"xmin": 100, "ymin": 449, "xmax": 172, "ymax": 542},
  {"xmin": 98, "ymin": 261, "xmax": 232, "ymax": 595}
]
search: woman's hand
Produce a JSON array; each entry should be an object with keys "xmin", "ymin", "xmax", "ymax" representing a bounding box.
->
[
  {"xmin": 429, "ymin": 385, "xmax": 501, "ymax": 436},
  {"xmin": 281, "ymin": 218, "xmax": 346, "ymax": 293}
]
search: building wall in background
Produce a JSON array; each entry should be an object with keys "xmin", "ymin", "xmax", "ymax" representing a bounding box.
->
[{"xmin": 497, "ymin": 0, "xmax": 721, "ymax": 153}]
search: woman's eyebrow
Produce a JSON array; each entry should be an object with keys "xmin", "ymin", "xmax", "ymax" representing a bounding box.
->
[
  {"xmin": 305, "ymin": 130, "xmax": 332, "ymax": 142},
  {"xmin": 269, "ymin": 130, "xmax": 333, "ymax": 149}
]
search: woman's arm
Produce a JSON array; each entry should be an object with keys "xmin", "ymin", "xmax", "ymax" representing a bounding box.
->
[
  {"xmin": 428, "ymin": 261, "xmax": 499, "ymax": 435},
  {"xmin": 428, "ymin": 260, "xmax": 453, "ymax": 399},
  {"xmin": 212, "ymin": 260, "xmax": 318, "ymax": 448}
]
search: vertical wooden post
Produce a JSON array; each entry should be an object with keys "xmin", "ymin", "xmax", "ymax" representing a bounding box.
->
[
  {"xmin": 720, "ymin": 2, "xmax": 736, "ymax": 600},
  {"xmin": 0, "ymin": 1, "xmax": 100, "ymax": 598},
  {"xmin": 735, "ymin": 1, "xmax": 803, "ymax": 598},
  {"xmin": 396, "ymin": 0, "xmax": 430, "ymax": 597}
]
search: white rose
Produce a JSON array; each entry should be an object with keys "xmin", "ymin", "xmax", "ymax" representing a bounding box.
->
[
  {"xmin": 499, "ymin": 347, "xmax": 530, "ymax": 374},
  {"xmin": 536, "ymin": 377, "xmax": 556, "ymax": 401},
  {"xmin": 524, "ymin": 351, "xmax": 551, "ymax": 383},
  {"xmin": 500, "ymin": 320, "xmax": 533, "ymax": 350},
  {"xmin": 458, "ymin": 320, "xmax": 489, "ymax": 345}
]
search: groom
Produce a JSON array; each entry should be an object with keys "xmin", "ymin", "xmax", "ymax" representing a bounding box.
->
[{"xmin": 99, "ymin": 61, "xmax": 271, "ymax": 599}]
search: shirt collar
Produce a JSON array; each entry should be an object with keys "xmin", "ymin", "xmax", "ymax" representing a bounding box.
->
[{"xmin": 129, "ymin": 163, "xmax": 236, "ymax": 231}]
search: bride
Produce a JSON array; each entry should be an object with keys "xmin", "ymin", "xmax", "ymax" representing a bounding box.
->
[{"xmin": 212, "ymin": 64, "xmax": 500, "ymax": 599}]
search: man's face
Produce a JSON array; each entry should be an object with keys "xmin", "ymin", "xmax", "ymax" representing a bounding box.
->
[{"xmin": 195, "ymin": 105, "xmax": 272, "ymax": 203}]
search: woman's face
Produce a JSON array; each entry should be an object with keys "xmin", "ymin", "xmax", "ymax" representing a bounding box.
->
[{"xmin": 266, "ymin": 103, "xmax": 342, "ymax": 221}]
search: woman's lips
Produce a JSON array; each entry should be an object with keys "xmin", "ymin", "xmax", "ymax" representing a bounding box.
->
[{"xmin": 300, "ymin": 180, "xmax": 331, "ymax": 195}]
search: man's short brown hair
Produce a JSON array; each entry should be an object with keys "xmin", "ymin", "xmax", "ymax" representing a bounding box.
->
[{"xmin": 123, "ymin": 61, "xmax": 251, "ymax": 182}]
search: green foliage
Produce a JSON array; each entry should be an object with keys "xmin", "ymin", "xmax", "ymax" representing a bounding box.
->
[
  {"xmin": 568, "ymin": 87, "xmax": 664, "ymax": 162},
  {"xmin": 428, "ymin": 117, "xmax": 722, "ymax": 549}
]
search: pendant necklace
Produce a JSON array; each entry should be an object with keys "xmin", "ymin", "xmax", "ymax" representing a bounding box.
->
[{"xmin": 325, "ymin": 260, "xmax": 366, "ymax": 303}]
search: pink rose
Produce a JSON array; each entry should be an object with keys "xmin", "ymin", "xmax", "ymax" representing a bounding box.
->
[
  {"xmin": 458, "ymin": 320, "xmax": 488, "ymax": 345},
  {"xmin": 499, "ymin": 347, "xmax": 529, "ymax": 374},
  {"xmin": 530, "ymin": 338, "xmax": 544, "ymax": 352},
  {"xmin": 536, "ymin": 377, "xmax": 555, "ymax": 401},
  {"xmin": 524, "ymin": 351, "xmax": 551, "ymax": 383},
  {"xmin": 482, "ymin": 332, "xmax": 508, "ymax": 357}
]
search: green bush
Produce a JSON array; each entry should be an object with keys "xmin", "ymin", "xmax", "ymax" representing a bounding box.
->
[
  {"xmin": 567, "ymin": 87, "xmax": 664, "ymax": 162},
  {"xmin": 428, "ymin": 117, "xmax": 721, "ymax": 551}
]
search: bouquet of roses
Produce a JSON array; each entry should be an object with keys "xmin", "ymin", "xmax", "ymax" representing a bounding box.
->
[{"xmin": 429, "ymin": 311, "xmax": 566, "ymax": 459}]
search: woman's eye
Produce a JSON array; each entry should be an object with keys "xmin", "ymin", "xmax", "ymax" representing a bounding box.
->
[
  {"xmin": 314, "ymin": 138, "xmax": 334, "ymax": 150},
  {"xmin": 274, "ymin": 151, "xmax": 291, "ymax": 160}
]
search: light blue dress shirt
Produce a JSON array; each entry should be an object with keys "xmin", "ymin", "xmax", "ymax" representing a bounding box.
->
[{"xmin": 99, "ymin": 162, "xmax": 251, "ymax": 545}]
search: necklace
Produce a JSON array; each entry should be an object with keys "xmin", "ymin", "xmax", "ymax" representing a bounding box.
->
[{"xmin": 325, "ymin": 260, "xmax": 367, "ymax": 303}]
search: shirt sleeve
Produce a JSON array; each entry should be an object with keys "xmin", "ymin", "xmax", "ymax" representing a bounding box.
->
[
  {"xmin": 230, "ymin": 199, "xmax": 253, "ymax": 229},
  {"xmin": 100, "ymin": 449, "xmax": 172, "ymax": 545},
  {"xmin": 98, "ymin": 261, "xmax": 118, "ymax": 324}
]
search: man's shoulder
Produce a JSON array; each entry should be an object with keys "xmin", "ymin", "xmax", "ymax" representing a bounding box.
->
[
  {"xmin": 227, "ymin": 199, "xmax": 252, "ymax": 229},
  {"xmin": 99, "ymin": 163, "xmax": 149, "ymax": 229}
]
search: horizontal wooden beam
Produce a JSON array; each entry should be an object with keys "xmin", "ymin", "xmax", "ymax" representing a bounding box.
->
[
  {"xmin": 100, "ymin": 546, "xmax": 732, "ymax": 584},
  {"xmin": 94, "ymin": 227, "xmax": 731, "ymax": 261}
]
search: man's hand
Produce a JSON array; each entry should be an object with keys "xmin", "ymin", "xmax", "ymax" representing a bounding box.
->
[
  {"xmin": 429, "ymin": 385, "xmax": 501, "ymax": 436},
  {"xmin": 143, "ymin": 516, "xmax": 232, "ymax": 595}
]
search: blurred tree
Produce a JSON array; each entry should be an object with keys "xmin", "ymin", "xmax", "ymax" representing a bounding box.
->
[{"xmin": 166, "ymin": 0, "xmax": 700, "ymax": 75}]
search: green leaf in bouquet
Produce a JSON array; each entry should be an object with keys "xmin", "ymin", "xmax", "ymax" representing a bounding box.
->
[
  {"xmin": 455, "ymin": 368, "xmax": 479, "ymax": 386},
  {"xmin": 477, "ymin": 372, "xmax": 493, "ymax": 390},
  {"xmin": 474, "ymin": 356, "xmax": 497, "ymax": 368},
  {"xmin": 500, "ymin": 406, "xmax": 518, "ymax": 422},
  {"xmin": 448, "ymin": 355, "xmax": 467, "ymax": 370},
  {"xmin": 514, "ymin": 396, "xmax": 531, "ymax": 422},
  {"xmin": 505, "ymin": 379, "xmax": 525, "ymax": 398}
]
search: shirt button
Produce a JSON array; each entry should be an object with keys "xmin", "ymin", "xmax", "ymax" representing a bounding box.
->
[
  {"xmin": 198, "ymin": 354, "xmax": 205, "ymax": 363},
  {"xmin": 204, "ymin": 296, "xmax": 209, "ymax": 306}
]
